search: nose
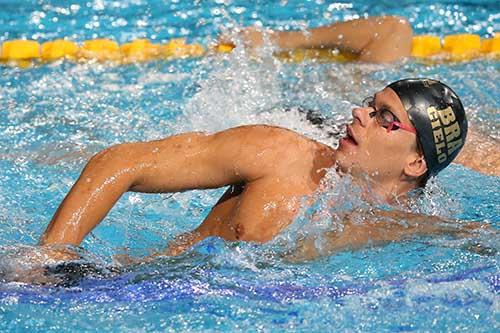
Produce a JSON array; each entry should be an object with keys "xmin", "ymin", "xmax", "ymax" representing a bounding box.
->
[{"xmin": 351, "ymin": 106, "xmax": 374, "ymax": 128}]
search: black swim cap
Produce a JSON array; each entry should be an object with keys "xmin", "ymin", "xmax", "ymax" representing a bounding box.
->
[{"xmin": 387, "ymin": 78, "xmax": 467, "ymax": 176}]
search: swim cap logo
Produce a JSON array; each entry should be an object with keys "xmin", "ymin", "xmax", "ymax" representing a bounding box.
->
[
  {"xmin": 422, "ymin": 79, "xmax": 438, "ymax": 87},
  {"xmin": 427, "ymin": 106, "xmax": 463, "ymax": 163}
]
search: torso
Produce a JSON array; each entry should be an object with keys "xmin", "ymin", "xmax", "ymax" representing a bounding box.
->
[{"xmin": 177, "ymin": 125, "xmax": 336, "ymax": 249}]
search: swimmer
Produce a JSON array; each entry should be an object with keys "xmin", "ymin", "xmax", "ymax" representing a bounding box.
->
[
  {"xmin": 38, "ymin": 78, "xmax": 499, "ymax": 262},
  {"xmin": 219, "ymin": 16, "xmax": 413, "ymax": 62}
]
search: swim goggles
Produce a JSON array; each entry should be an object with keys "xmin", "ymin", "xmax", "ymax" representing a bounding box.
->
[{"xmin": 362, "ymin": 96, "xmax": 417, "ymax": 134}]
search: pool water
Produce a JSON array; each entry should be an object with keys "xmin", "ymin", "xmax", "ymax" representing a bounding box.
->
[{"xmin": 0, "ymin": 1, "xmax": 499, "ymax": 331}]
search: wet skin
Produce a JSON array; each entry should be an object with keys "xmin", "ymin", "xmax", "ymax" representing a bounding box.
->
[
  {"xmin": 39, "ymin": 87, "xmax": 429, "ymax": 257},
  {"xmin": 222, "ymin": 16, "xmax": 413, "ymax": 63},
  {"xmin": 39, "ymin": 87, "xmax": 498, "ymax": 260},
  {"xmin": 165, "ymin": 88, "xmax": 426, "ymax": 255},
  {"xmin": 40, "ymin": 125, "xmax": 336, "ymax": 248}
]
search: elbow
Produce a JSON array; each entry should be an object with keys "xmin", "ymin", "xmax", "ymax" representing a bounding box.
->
[
  {"xmin": 360, "ymin": 16, "xmax": 413, "ymax": 63},
  {"xmin": 384, "ymin": 16, "xmax": 413, "ymax": 57},
  {"xmin": 378, "ymin": 15, "xmax": 413, "ymax": 38},
  {"xmin": 88, "ymin": 144, "xmax": 127, "ymax": 169},
  {"xmin": 85, "ymin": 143, "xmax": 139, "ymax": 187},
  {"xmin": 391, "ymin": 16, "xmax": 413, "ymax": 47}
]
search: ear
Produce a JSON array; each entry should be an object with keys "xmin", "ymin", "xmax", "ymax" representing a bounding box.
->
[{"xmin": 404, "ymin": 152, "xmax": 428, "ymax": 178}]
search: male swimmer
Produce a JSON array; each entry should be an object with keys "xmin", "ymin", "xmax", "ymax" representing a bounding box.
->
[{"xmin": 38, "ymin": 78, "xmax": 499, "ymax": 262}]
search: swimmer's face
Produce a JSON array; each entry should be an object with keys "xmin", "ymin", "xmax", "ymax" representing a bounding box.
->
[{"xmin": 336, "ymin": 87, "xmax": 426, "ymax": 184}]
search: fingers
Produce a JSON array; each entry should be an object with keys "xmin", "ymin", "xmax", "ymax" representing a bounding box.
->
[{"xmin": 216, "ymin": 26, "xmax": 267, "ymax": 51}]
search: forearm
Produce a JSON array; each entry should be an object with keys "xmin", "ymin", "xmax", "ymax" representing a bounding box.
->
[
  {"xmin": 288, "ymin": 211, "xmax": 487, "ymax": 261},
  {"xmin": 272, "ymin": 19, "xmax": 375, "ymax": 51},
  {"xmin": 40, "ymin": 145, "xmax": 140, "ymax": 246},
  {"xmin": 272, "ymin": 16, "xmax": 412, "ymax": 62}
]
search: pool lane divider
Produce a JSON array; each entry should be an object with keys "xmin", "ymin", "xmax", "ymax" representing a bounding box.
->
[
  {"xmin": 0, "ymin": 38, "xmax": 205, "ymax": 68},
  {"xmin": 0, "ymin": 33, "xmax": 498, "ymax": 68}
]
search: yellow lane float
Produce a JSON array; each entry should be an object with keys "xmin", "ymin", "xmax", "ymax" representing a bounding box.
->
[
  {"xmin": 443, "ymin": 34, "xmax": 481, "ymax": 60},
  {"xmin": 0, "ymin": 40, "xmax": 40, "ymax": 60},
  {"xmin": 0, "ymin": 40, "xmax": 41, "ymax": 68},
  {"xmin": 480, "ymin": 34, "xmax": 500, "ymax": 54},
  {"xmin": 0, "ymin": 40, "xmax": 40, "ymax": 67},
  {"xmin": 41, "ymin": 39, "xmax": 79, "ymax": 61},
  {"xmin": 120, "ymin": 39, "xmax": 161, "ymax": 63},
  {"xmin": 79, "ymin": 38, "xmax": 122, "ymax": 61},
  {"xmin": 0, "ymin": 33, "xmax": 498, "ymax": 68},
  {"xmin": 410, "ymin": 35, "xmax": 442, "ymax": 57},
  {"xmin": 161, "ymin": 38, "xmax": 205, "ymax": 58}
]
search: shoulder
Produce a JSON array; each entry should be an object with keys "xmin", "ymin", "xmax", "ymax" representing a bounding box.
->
[
  {"xmin": 218, "ymin": 124, "xmax": 300, "ymax": 136},
  {"xmin": 216, "ymin": 124, "xmax": 320, "ymax": 145},
  {"xmin": 210, "ymin": 125, "xmax": 334, "ymax": 181},
  {"xmin": 214, "ymin": 124, "xmax": 330, "ymax": 156}
]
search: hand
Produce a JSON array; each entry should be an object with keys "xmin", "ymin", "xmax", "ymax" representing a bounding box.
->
[
  {"xmin": 218, "ymin": 27, "xmax": 269, "ymax": 50},
  {"xmin": 39, "ymin": 244, "xmax": 81, "ymax": 262},
  {"xmin": 17, "ymin": 244, "xmax": 81, "ymax": 266},
  {"xmin": 0, "ymin": 244, "xmax": 81, "ymax": 284}
]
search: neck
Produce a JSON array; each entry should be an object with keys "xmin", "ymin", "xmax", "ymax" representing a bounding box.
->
[
  {"xmin": 351, "ymin": 173, "xmax": 416, "ymax": 203},
  {"xmin": 329, "ymin": 151, "xmax": 416, "ymax": 203},
  {"xmin": 376, "ymin": 180, "xmax": 415, "ymax": 203}
]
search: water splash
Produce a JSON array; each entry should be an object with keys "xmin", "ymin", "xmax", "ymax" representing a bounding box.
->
[{"xmin": 0, "ymin": 3, "xmax": 498, "ymax": 330}]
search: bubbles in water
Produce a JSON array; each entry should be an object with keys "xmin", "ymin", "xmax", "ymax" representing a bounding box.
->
[{"xmin": 0, "ymin": 2, "xmax": 499, "ymax": 331}]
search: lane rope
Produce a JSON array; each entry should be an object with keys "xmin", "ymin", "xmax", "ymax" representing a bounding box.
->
[{"xmin": 0, "ymin": 33, "xmax": 498, "ymax": 68}]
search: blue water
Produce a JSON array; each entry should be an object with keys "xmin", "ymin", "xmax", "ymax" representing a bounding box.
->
[{"xmin": 0, "ymin": 1, "xmax": 499, "ymax": 332}]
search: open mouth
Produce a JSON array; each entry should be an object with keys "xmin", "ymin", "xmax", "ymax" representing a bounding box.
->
[{"xmin": 344, "ymin": 125, "xmax": 358, "ymax": 145}]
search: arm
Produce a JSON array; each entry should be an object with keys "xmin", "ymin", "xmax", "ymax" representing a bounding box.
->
[
  {"xmin": 287, "ymin": 209, "xmax": 489, "ymax": 261},
  {"xmin": 40, "ymin": 125, "xmax": 313, "ymax": 247},
  {"xmin": 223, "ymin": 16, "xmax": 412, "ymax": 63},
  {"xmin": 454, "ymin": 127, "xmax": 500, "ymax": 176}
]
